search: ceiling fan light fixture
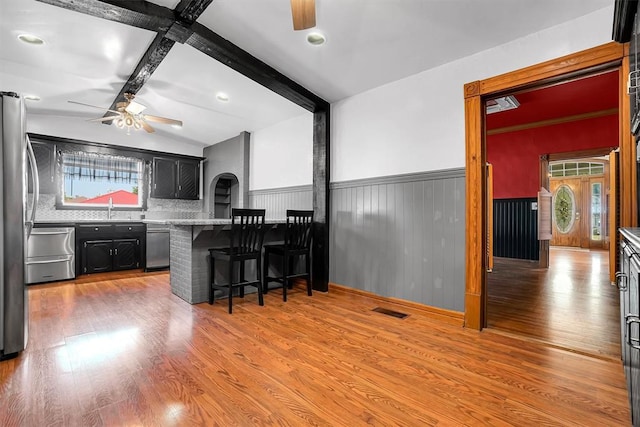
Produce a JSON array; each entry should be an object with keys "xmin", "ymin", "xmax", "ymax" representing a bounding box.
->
[
  {"xmin": 306, "ymin": 32, "xmax": 325, "ymax": 46},
  {"xmin": 115, "ymin": 117, "xmax": 125, "ymax": 128},
  {"xmin": 18, "ymin": 33, "xmax": 45, "ymax": 45},
  {"xmin": 216, "ymin": 92, "xmax": 229, "ymax": 102}
]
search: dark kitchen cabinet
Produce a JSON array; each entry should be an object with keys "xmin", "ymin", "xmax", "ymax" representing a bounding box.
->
[
  {"xmin": 28, "ymin": 141, "xmax": 56, "ymax": 194},
  {"xmin": 151, "ymin": 157, "xmax": 177, "ymax": 198},
  {"xmin": 618, "ymin": 229, "xmax": 640, "ymax": 427},
  {"xmin": 177, "ymin": 160, "xmax": 199, "ymax": 199},
  {"xmin": 82, "ymin": 238, "xmax": 141, "ymax": 273},
  {"xmin": 82, "ymin": 240, "xmax": 113, "ymax": 274},
  {"xmin": 151, "ymin": 157, "xmax": 200, "ymax": 200},
  {"xmin": 77, "ymin": 223, "xmax": 144, "ymax": 274}
]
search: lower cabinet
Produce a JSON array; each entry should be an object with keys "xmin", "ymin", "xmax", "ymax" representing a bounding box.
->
[
  {"xmin": 618, "ymin": 229, "xmax": 640, "ymax": 427},
  {"xmin": 83, "ymin": 240, "xmax": 113, "ymax": 274},
  {"xmin": 77, "ymin": 223, "xmax": 144, "ymax": 275},
  {"xmin": 82, "ymin": 238, "xmax": 141, "ymax": 274}
]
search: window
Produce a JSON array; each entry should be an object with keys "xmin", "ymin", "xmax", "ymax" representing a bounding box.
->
[
  {"xmin": 549, "ymin": 161, "xmax": 605, "ymax": 178},
  {"xmin": 60, "ymin": 151, "xmax": 144, "ymax": 208}
]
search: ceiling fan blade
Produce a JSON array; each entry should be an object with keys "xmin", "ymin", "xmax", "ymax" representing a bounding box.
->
[
  {"xmin": 125, "ymin": 100, "xmax": 146, "ymax": 115},
  {"xmin": 140, "ymin": 120, "xmax": 155, "ymax": 133},
  {"xmin": 291, "ymin": 0, "xmax": 315, "ymax": 30},
  {"xmin": 143, "ymin": 114, "xmax": 183, "ymax": 127},
  {"xmin": 68, "ymin": 100, "xmax": 121, "ymax": 115},
  {"xmin": 87, "ymin": 115, "xmax": 119, "ymax": 122}
]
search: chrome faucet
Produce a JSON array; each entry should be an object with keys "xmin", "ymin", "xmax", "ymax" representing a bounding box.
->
[{"xmin": 108, "ymin": 197, "xmax": 113, "ymax": 220}]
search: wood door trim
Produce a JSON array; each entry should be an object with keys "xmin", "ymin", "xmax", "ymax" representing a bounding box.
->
[
  {"xmin": 464, "ymin": 42, "xmax": 632, "ymax": 330},
  {"xmin": 547, "ymin": 148, "xmax": 617, "ymax": 161},
  {"xmin": 487, "ymin": 108, "xmax": 618, "ymax": 136},
  {"xmin": 471, "ymin": 42, "xmax": 624, "ymax": 97}
]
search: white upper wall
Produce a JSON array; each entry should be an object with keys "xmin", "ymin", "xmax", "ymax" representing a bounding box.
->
[
  {"xmin": 331, "ymin": 6, "xmax": 615, "ymax": 183},
  {"xmin": 249, "ymin": 112, "xmax": 313, "ymax": 190}
]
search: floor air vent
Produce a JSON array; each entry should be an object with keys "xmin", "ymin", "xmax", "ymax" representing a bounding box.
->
[{"xmin": 372, "ymin": 307, "xmax": 409, "ymax": 319}]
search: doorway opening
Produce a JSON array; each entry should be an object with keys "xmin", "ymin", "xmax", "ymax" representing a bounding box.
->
[
  {"xmin": 483, "ymin": 68, "xmax": 620, "ymax": 357},
  {"xmin": 463, "ymin": 42, "xmax": 635, "ymax": 332}
]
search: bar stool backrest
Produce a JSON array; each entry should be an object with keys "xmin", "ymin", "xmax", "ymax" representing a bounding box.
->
[
  {"xmin": 230, "ymin": 208, "xmax": 266, "ymax": 254},
  {"xmin": 285, "ymin": 210, "xmax": 313, "ymax": 250}
]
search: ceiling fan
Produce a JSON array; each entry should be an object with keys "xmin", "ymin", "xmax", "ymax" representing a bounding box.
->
[
  {"xmin": 68, "ymin": 93, "xmax": 183, "ymax": 134},
  {"xmin": 291, "ymin": 0, "xmax": 316, "ymax": 30}
]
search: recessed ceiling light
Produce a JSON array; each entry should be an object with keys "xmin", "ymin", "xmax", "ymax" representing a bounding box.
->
[
  {"xmin": 18, "ymin": 34, "xmax": 45, "ymax": 45},
  {"xmin": 216, "ymin": 92, "xmax": 229, "ymax": 102},
  {"xmin": 24, "ymin": 95, "xmax": 41, "ymax": 101},
  {"xmin": 306, "ymin": 32, "xmax": 326, "ymax": 46}
]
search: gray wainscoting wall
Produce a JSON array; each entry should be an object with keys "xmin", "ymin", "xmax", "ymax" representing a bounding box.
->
[
  {"xmin": 330, "ymin": 168, "xmax": 466, "ymax": 312},
  {"xmin": 249, "ymin": 185, "xmax": 313, "ymax": 218}
]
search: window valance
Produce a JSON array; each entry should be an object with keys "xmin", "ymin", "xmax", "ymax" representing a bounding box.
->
[{"xmin": 60, "ymin": 151, "xmax": 141, "ymax": 184}]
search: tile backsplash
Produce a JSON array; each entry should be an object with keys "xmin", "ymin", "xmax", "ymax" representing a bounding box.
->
[{"xmin": 34, "ymin": 193, "xmax": 207, "ymax": 221}]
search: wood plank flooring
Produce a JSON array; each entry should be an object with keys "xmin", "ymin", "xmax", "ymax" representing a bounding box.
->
[
  {"xmin": 1, "ymin": 270, "xmax": 631, "ymax": 426},
  {"xmin": 487, "ymin": 247, "xmax": 621, "ymax": 360}
]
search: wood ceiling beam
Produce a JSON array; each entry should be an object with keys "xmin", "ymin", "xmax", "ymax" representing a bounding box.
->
[
  {"xmin": 35, "ymin": 0, "xmax": 174, "ymax": 32},
  {"xmin": 187, "ymin": 22, "xmax": 328, "ymax": 112},
  {"xmin": 175, "ymin": 0, "xmax": 215, "ymax": 23},
  {"xmin": 108, "ymin": 35, "xmax": 176, "ymax": 111}
]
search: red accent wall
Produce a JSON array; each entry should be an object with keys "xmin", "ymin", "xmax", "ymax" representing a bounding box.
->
[{"xmin": 487, "ymin": 115, "xmax": 617, "ymax": 199}]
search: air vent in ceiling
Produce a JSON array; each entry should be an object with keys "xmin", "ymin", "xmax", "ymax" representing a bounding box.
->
[{"xmin": 486, "ymin": 95, "xmax": 520, "ymax": 114}]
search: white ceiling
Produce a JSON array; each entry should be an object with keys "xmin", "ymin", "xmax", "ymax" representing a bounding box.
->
[{"xmin": 0, "ymin": 0, "xmax": 612, "ymax": 152}]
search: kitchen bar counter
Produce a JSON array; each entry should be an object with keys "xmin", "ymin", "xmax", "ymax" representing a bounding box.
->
[{"xmin": 155, "ymin": 219, "xmax": 286, "ymax": 304}]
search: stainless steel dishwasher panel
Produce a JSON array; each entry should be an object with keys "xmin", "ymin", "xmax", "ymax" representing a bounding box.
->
[
  {"xmin": 26, "ymin": 227, "xmax": 75, "ymax": 284},
  {"xmin": 146, "ymin": 227, "xmax": 170, "ymax": 270}
]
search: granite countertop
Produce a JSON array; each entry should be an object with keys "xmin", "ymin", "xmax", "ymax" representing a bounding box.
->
[
  {"xmin": 35, "ymin": 218, "xmax": 287, "ymax": 226},
  {"xmin": 35, "ymin": 218, "xmax": 146, "ymax": 224},
  {"xmin": 620, "ymin": 227, "xmax": 640, "ymax": 250},
  {"xmin": 143, "ymin": 218, "xmax": 286, "ymax": 226}
]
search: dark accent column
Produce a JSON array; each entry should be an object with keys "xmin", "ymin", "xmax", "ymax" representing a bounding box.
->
[{"xmin": 312, "ymin": 108, "xmax": 330, "ymax": 292}]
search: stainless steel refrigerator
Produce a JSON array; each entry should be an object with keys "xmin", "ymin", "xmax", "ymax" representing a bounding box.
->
[{"xmin": 1, "ymin": 92, "xmax": 39, "ymax": 361}]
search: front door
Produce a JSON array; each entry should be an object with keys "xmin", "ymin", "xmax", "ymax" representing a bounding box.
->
[
  {"xmin": 550, "ymin": 178, "xmax": 582, "ymax": 247},
  {"xmin": 550, "ymin": 174, "xmax": 606, "ymax": 249}
]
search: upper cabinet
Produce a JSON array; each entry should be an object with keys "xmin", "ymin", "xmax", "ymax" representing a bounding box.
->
[
  {"xmin": 151, "ymin": 156, "xmax": 200, "ymax": 200},
  {"xmin": 177, "ymin": 160, "xmax": 199, "ymax": 199},
  {"xmin": 28, "ymin": 141, "xmax": 56, "ymax": 194}
]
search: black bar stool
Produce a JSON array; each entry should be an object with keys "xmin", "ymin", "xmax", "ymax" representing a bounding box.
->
[
  {"xmin": 262, "ymin": 210, "xmax": 313, "ymax": 301},
  {"xmin": 209, "ymin": 208, "xmax": 266, "ymax": 313}
]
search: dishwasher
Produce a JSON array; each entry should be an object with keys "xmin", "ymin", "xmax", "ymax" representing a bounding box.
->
[
  {"xmin": 146, "ymin": 224, "xmax": 170, "ymax": 270},
  {"xmin": 26, "ymin": 227, "xmax": 76, "ymax": 284}
]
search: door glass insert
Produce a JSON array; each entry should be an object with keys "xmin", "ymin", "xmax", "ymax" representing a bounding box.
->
[
  {"xmin": 553, "ymin": 184, "xmax": 576, "ymax": 233},
  {"xmin": 591, "ymin": 182, "xmax": 602, "ymax": 241}
]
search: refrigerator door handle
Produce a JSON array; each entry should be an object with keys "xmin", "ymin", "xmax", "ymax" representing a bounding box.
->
[{"xmin": 25, "ymin": 134, "xmax": 39, "ymax": 238}]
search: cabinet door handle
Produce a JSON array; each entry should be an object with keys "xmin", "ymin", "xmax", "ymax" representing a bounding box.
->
[
  {"xmin": 114, "ymin": 248, "xmax": 118, "ymax": 255},
  {"xmin": 626, "ymin": 315, "xmax": 640, "ymax": 350},
  {"xmin": 615, "ymin": 272, "xmax": 628, "ymax": 291},
  {"xmin": 109, "ymin": 249, "xmax": 113, "ymax": 256}
]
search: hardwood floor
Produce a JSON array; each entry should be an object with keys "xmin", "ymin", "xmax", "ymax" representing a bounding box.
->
[
  {"xmin": 1, "ymin": 270, "xmax": 631, "ymax": 426},
  {"xmin": 487, "ymin": 247, "xmax": 621, "ymax": 360}
]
